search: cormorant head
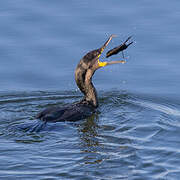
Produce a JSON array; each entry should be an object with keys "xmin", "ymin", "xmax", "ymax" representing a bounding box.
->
[
  {"xmin": 77, "ymin": 47, "xmax": 107, "ymax": 73},
  {"xmin": 77, "ymin": 34, "xmax": 133, "ymax": 76}
]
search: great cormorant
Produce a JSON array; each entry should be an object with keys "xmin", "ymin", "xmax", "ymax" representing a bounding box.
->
[{"xmin": 36, "ymin": 35, "xmax": 133, "ymax": 122}]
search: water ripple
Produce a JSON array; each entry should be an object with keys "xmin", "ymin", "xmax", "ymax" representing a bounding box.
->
[
  {"xmin": 129, "ymin": 99, "xmax": 180, "ymax": 117},
  {"xmin": 0, "ymin": 90, "xmax": 180, "ymax": 179}
]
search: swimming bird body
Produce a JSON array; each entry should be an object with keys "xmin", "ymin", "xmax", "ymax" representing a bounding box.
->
[{"xmin": 36, "ymin": 35, "xmax": 133, "ymax": 122}]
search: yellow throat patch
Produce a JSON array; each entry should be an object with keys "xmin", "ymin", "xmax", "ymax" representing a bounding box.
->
[
  {"xmin": 97, "ymin": 50, "xmax": 107, "ymax": 67},
  {"xmin": 98, "ymin": 59, "xmax": 107, "ymax": 67}
]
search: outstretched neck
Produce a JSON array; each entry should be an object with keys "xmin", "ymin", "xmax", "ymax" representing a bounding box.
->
[
  {"xmin": 84, "ymin": 69, "xmax": 98, "ymax": 107},
  {"xmin": 75, "ymin": 66, "xmax": 98, "ymax": 108}
]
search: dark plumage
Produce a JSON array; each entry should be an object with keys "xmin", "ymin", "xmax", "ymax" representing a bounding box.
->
[
  {"xmin": 36, "ymin": 35, "xmax": 132, "ymax": 122},
  {"xmin": 36, "ymin": 103, "xmax": 95, "ymax": 122}
]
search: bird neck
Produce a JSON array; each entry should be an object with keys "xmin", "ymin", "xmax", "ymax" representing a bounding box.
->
[
  {"xmin": 84, "ymin": 70, "xmax": 98, "ymax": 107},
  {"xmin": 75, "ymin": 68, "xmax": 98, "ymax": 108}
]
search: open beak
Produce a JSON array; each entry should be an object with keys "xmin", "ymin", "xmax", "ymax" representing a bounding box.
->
[{"xmin": 97, "ymin": 35, "xmax": 133, "ymax": 67}]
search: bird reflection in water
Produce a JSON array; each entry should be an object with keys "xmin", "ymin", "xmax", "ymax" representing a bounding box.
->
[{"xmin": 76, "ymin": 113, "xmax": 104, "ymax": 165}]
